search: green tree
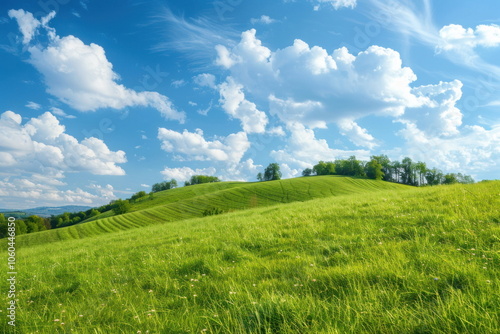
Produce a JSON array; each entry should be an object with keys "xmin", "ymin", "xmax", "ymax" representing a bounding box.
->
[
  {"xmin": 334, "ymin": 159, "xmax": 348, "ymax": 176},
  {"xmin": 187, "ymin": 175, "xmax": 220, "ymax": 186},
  {"xmin": 62, "ymin": 212, "xmax": 71, "ymax": 224},
  {"xmin": 415, "ymin": 161, "xmax": 427, "ymax": 186},
  {"xmin": 130, "ymin": 191, "xmax": 147, "ymax": 202},
  {"xmin": 365, "ymin": 158, "xmax": 384, "ymax": 180},
  {"xmin": 152, "ymin": 183, "xmax": 162, "ymax": 193},
  {"xmin": 25, "ymin": 215, "xmax": 48, "ymax": 233},
  {"xmin": 152, "ymin": 179, "xmax": 178, "ymax": 192},
  {"xmin": 15, "ymin": 220, "xmax": 27, "ymax": 235},
  {"xmin": 313, "ymin": 161, "xmax": 327, "ymax": 175},
  {"xmin": 257, "ymin": 172, "xmax": 264, "ymax": 181},
  {"xmin": 391, "ymin": 160, "xmax": 402, "ymax": 183},
  {"xmin": 371, "ymin": 155, "xmax": 392, "ymax": 181},
  {"xmin": 26, "ymin": 221, "xmax": 39, "ymax": 233},
  {"xmin": 324, "ymin": 162, "xmax": 336, "ymax": 175},
  {"xmin": 401, "ymin": 157, "xmax": 417, "ymax": 186},
  {"xmin": 312, "ymin": 161, "xmax": 335, "ymax": 175},
  {"xmin": 263, "ymin": 163, "xmax": 282, "ymax": 181},
  {"xmin": 0, "ymin": 214, "xmax": 6, "ymax": 238},
  {"xmin": 112, "ymin": 199, "xmax": 131, "ymax": 215},
  {"xmin": 302, "ymin": 168, "xmax": 313, "ymax": 177},
  {"xmin": 346, "ymin": 156, "xmax": 365, "ymax": 177},
  {"xmin": 457, "ymin": 173, "xmax": 475, "ymax": 184},
  {"xmin": 0, "ymin": 222, "xmax": 7, "ymax": 238},
  {"xmin": 55, "ymin": 217, "xmax": 64, "ymax": 228},
  {"xmin": 425, "ymin": 168, "xmax": 444, "ymax": 186},
  {"xmin": 443, "ymin": 173, "xmax": 459, "ymax": 185},
  {"xmin": 89, "ymin": 209, "xmax": 100, "ymax": 217}
]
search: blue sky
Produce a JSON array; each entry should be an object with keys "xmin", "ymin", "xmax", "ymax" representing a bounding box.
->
[{"xmin": 1, "ymin": 0, "xmax": 499, "ymax": 209}]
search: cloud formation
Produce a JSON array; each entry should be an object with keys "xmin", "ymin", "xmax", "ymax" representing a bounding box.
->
[
  {"xmin": 160, "ymin": 159, "xmax": 261, "ymax": 182},
  {"xmin": 313, "ymin": 0, "xmax": 357, "ymax": 10},
  {"xmin": 397, "ymin": 122, "xmax": 500, "ymax": 175},
  {"xmin": 219, "ymin": 77, "xmax": 269, "ymax": 134},
  {"xmin": 438, "ymin": 24, "xmax": 500, "ymax": 52},
  {"xmin": 251, "ymin": 15, "xmax": 277, "ymax": 25},
  {"xmin": 0, "ymin": 110, "xmax": 127, "ymax": 175},
  {"xmin": 216, "ymin": 30, "xmax": 424, "ymax": 130},
  {"xmin": 214, "ymin": 29, "xmax": 466, "ymax": 156},
  {"xmin": 0, "ymin": 173, "xmax": 117, "ymax": 209},
  {"xmin": 0, "ymin": 110, "xmax": 123, "ymax": 208},
  {"xmin": 270, "ymin": 122, "xmax": 369, "ymax": 169},
  {"xmin": 9, "ymin": 9, "xmax": 185, "ymax": 122},
  {"xmin": 211, "ymin": 28, "xmax": 500, "ymax": 176},
  {"xmin": 160, "ymin": 166, "xmax": 217, "ymax": 182},
  {"xmin": 158, "ymin": 128, "xmax": 250, "ymax": 164},
  {"xmin": 25, "ymin": 101, "xmax": 41, "ymax": 110},
  {"xmin": 0, "ymin": 177, "xmax": 98, "ymax": 205}
]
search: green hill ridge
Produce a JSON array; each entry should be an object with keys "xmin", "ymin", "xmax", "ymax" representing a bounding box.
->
[{"xmin": 14, "ymin": 176, "xmax": 409, "ymax": 247}]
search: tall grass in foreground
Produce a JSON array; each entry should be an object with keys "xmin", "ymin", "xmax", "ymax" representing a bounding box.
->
[{"xmin": 1, "ymin": 181, "xmax": 499, "ymax": 333}]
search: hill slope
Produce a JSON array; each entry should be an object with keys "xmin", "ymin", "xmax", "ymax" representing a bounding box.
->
[
  {"xmin": 16, "ymin": 176, "xmax": 409, "ymax": 247},
  {"xmin": 1, "ymin": 181, "xmax": 498, "ymax": 333}
]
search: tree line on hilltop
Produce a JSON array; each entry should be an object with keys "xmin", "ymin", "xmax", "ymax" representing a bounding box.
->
[{"xmin": 255, "ymin": 155, "xmax": 474, "ymax": 187}]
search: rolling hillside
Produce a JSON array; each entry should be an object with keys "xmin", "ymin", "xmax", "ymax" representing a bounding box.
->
[
  {"xmin": 1, "ymin": 180, "xmax": 498, "ymax": 333},
  {"xmin": 14, "ymin": 176, "xmax": 409, "ymax": 247}
]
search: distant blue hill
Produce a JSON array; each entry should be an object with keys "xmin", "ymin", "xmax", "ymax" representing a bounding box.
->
[{"xmin": 0, "ymin": 205, "xmax": 92, "ymax": 218}]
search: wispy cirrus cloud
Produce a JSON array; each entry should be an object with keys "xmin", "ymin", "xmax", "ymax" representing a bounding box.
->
[
  {"xmin": 25, "ymin": 101, "xmax": 41, "ymax": 110},
  {"xmin": 367, "ymin": 0, "xmax": 500, "ymax": 77},
  {"xmin": 436, "ymin": 23, "xmax": 500, "ymax": 75},
  {"xmin": 152, "ymin": 7, "xmax": 239, "ymax": 66},
  {"xmin": 366, "ymin": 0, "xmax": 439, "ymax": 45}
]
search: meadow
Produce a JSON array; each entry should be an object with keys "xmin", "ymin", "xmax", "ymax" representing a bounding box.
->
[
  {"xmin": 1, "ymin": 177, "xmax": 499, "ymax": 333},
  {"xmin": 17, "ymin": 176, "xmax": 407, "ymax": 247}
]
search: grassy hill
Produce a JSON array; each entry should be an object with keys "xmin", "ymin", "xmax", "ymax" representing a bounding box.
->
[
  {"xmin": 16, "ymin": 176, "xmax": 409, "ymax": 247},
  {"xmin": 1, "ymin": 179, "xmax": 499, "ymax": 333}
]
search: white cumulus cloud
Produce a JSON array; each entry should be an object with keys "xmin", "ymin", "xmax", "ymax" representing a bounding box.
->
[
  {"xmin": 251, "ymin": 15, "xmax": 277, "ymax": 25},
  {"xmin": 160, "ymin": 166, "xmax": 217, "ymax": 182},
  {"xmin": 337, "ymin": 119, "xmax": 378, "ymax": 149},
  {"xmin": 211, "ymin": 28, "xmax": 488, "ymax": 175},
  {"xmin": 438, "ymin": 24, "xmax": 500, "ymax": 52},
  {"xmin": 406, "ymin": 80, "xmax": 463, "ymax": 137},
  {"xmin": 193, "ymin": 73, "xmax": 217, "ymax": 89},
  {"xmin": 398, "ymin": 122, "xmax": 500, "ymax": 175},
  {"xmin": 270, "ymin": 122, "xmax": 369, "ymax": 169},
  {"xmin": 219, "ymin": 77, "xmax": 268, "ymax": 133},
  {"xmin": 314, "ymin": 0, "xmax": 357, "ymax": 10},
  {"xmin": 158, "ymin": 128, "xmax": 250, "ymax": 164},
  {"xmin": 9, "ymin": 9, "xmax": 185, "ymax": 122},
  {"xmin": 0, "ymin": 110, "xmax": 127, "ymax": 176},
  {"xmin": 0, "ymin": 166, "xmax": 118, "ymax": 209},
  {"xmin": 216, "ymin": 31, "xmax": 422, "ymax": 131}
]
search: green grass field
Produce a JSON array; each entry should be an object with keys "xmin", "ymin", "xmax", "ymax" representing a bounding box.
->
[
  {"xmin": 1, "ymin": 178, "xmax": 499, "ymax": 333},
  {"xmin": 17, "ymin": 176, "xmax": 408, "ymax": 247}
]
